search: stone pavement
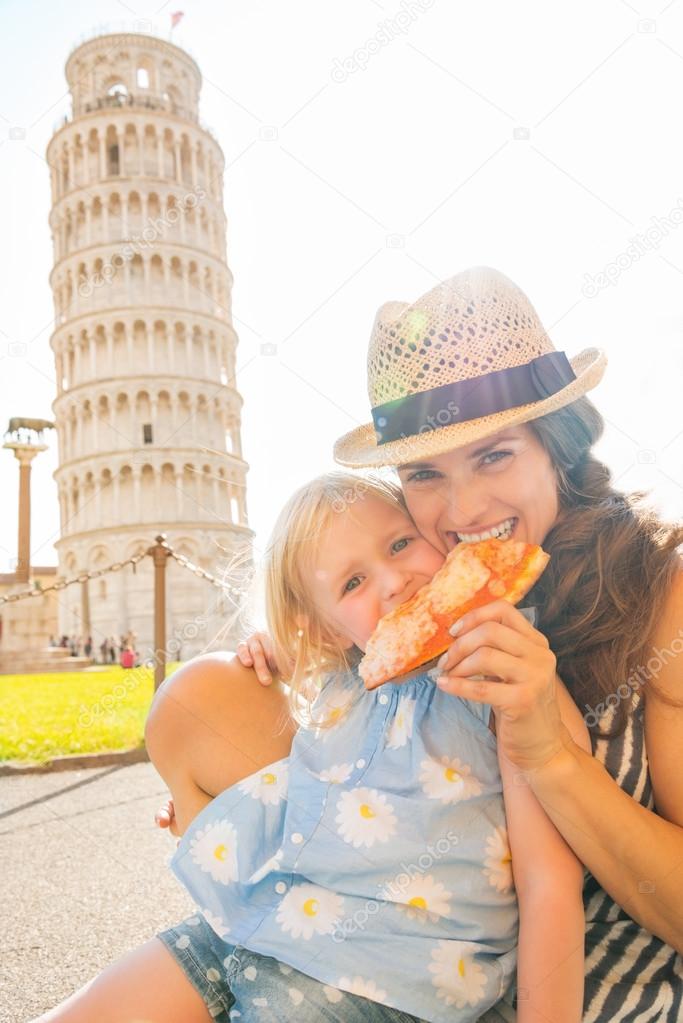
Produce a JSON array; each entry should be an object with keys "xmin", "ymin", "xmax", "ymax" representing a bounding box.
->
[{"xmin": 0, "ymin": 762, "xmax": 195, "ymax": 1022}]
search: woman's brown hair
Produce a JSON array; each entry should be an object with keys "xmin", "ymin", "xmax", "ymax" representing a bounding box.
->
[{"xmin": 523, "ymin": 396, "xmax": 683, "ymax": 739}]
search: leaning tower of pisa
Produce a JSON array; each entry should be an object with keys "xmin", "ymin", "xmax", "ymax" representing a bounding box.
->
[{"xmin": 46, "ymin": 29, "xmax": 252, "ymax": 660}]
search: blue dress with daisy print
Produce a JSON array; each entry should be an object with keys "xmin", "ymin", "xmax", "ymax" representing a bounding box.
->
[{"xmin": 169, "ymin": 662, "xmax": 519, "ymax": 1022}]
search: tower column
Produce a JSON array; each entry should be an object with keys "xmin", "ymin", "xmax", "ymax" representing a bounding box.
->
[
  {"xmin": 133, "ymin": 465, "xmax": 142, "ymax": 521},
  {"xmin": 67, "ymin": 144, "xmax": 75, "ymax": 192},
  {"xmin": 91, "ymin": 400, "xmax": 99, "ymax": 449},
  {"xmin": 147, "ymin": 322, "xmax": 155, "ymax": 371},
  {"xmin": 113, "ymin": 472, "xmax": 121, "ymax": 523},
  {"xmin": 99, "ymin": 132, "xmax": 106, "ymax": 178},
  {"xmin": 190, "ymin": 143, "xmax": 198, "ymax": 188},
  {"xmin": 174, "ymin": 139, "xmax": 182, "ymax": 183},
  {"xmin": 174, "ymin": 469, "xmax": 183, "ymax": 518},
  {"xmin": 106, "ymin": 327, "xmax": 114, "ymax": 374}
]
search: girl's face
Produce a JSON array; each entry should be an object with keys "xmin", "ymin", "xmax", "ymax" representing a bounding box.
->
[
  {"xmin": 396, "ymin": 424, "xmax": 560, "ymax": 557},
  {"xmin": 307, "ymin": 495, "xmax": 445, "ymax": 651}
]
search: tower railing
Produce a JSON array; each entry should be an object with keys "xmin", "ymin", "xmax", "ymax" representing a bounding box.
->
[{"xmin": 53, "ymin": 91, "xmax": 218, "ymax": 140}]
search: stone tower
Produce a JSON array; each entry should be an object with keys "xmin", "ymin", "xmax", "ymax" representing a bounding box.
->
[{"xmin": 46, "ymin": 30, "xmax": 252, "ymax": 661}]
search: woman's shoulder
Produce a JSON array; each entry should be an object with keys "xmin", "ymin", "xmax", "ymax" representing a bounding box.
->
[
  {"xmin": 647, "ymin": 558, "xmax": 683, "ymax": 701},
  {"xmin": 640, "ymin": 558, "xmax": 683, "ymax": 827},
  {"xmin": 150, "ymin": 651, "xmax": 250, "ymax": 714},
  {"xmin": 147, "ymin": 651, "xmax": 283, "ymax": 744}
]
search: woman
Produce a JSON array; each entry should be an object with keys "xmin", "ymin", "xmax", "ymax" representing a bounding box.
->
[{"xmin": 239, "ymin": 266, "xmax": 683, "ymax": 1020}]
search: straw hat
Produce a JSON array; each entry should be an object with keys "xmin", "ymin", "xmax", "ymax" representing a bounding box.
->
[{"xmin": 333, "ymin": 266, "xmax": 607, "ymax": 469}]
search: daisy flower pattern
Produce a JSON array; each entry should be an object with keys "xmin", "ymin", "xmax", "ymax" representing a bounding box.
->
[
  {"xmin": 238, "ymin": 763, "xmax": 288, "ymax": 805},
  {"xmin": 312, "ymin": 683, "xmax": 356, "ymax": 734},
  {"xmin": 337, "ymin": 976, "xmax": 388, "ymax": 1003},
  {"xmin": 316, "ymin": 691, "xmax": 355, "ymax": 732},
  {"xmin": 385, "ymin": 695, "xmax": 416, "ymax": 749},
  {"xmin": 385, "ymin": 875, "xmax": 452, "ymax": 923},
  {"xmin": 189, "ymin": 819, "xmax": 238, "ymax": 884},
  {"xmin": 276, "ymin": 882, "xmax": 344, "ymax": 940},
  {"xmin": 335, "ymin": 787, "xmax": 397, "ymax": 848},
  {"xmin": 168, "ymin": 655, "xmax": 521, "ymax": 1023},
  {"xmin": 428, "ymin": 941, "xmax": 487, "ymax": 1008},
  {"xmin": 419, "ymin": 755, "xmax": 482, "ymax": 804},
  {"xmin": 316, "ymin": 762, "xmax": 354, "ymax": 784},
  {"xmin": 483, "ymin": 825, "xmax": 514, "ymax": 892}
]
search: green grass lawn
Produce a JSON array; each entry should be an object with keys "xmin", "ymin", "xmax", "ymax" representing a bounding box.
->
[{"xmin": 0, "ymin": 662, "xmax": 182, "ymax": 764}]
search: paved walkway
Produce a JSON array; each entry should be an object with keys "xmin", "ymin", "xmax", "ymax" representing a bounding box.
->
[{"xmin": 0, "ymin": 762, "xmax": 195, "ymax": 1022}]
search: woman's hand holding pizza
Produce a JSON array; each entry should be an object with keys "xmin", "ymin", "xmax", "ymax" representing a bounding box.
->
[{"xmin": 436, "ymin": 599, "xmax": 571, "ymax": 775}]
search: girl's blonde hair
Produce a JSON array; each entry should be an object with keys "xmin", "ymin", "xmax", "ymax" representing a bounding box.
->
[{"xmin": 263, "ymin": 470, "xmax": 409, "ymax": 729}]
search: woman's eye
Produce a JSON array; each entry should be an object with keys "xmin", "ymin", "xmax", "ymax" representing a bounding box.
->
[
  {"xmin": 481, "ymin": 450, "xmax": 510, "ymax": 466},
  {"xmin": 343, "ymin": 576, "xmax": 362, "ymax": 594},
  {"xmin": 391, "ymin": 537, "xmax": 411, "ymax": 553},
  {"xmin": 406, "ymin": 469, "xmax": 439, "ymax": 483}
]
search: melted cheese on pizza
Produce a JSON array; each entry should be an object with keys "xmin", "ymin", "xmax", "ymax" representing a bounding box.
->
[
  {"xmin": 361, "ymin": 600, "xmax": 438, "ymax": 687},
  {"xmin": 427, "ymin": 545, "xmax": 492, "ymax": 615}
]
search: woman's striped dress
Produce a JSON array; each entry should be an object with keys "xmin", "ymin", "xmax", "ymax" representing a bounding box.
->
[{"xmin": 582, "ymin": 690, "xmax": 683, "ymax": 1021}]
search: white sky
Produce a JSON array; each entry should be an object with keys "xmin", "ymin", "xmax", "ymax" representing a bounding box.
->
[{"xmin": 1, "ymin": 0, "xmax": 682, "ymax": 580}]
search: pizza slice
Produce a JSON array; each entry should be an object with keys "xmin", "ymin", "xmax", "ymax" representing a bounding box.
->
[{"xmin": 358, "ymin": 537, "xmax": 549, "ymax": 689}]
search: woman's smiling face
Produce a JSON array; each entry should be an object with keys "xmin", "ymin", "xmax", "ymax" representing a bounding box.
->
[{"xmin": 395, "ymin": 424, "xmax": 560, "ymax": 556}]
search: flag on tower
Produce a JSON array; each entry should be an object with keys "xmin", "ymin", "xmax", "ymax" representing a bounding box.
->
[{"xmin": 170, "ymin": 11, "xmax": 184, "ymax": 29}]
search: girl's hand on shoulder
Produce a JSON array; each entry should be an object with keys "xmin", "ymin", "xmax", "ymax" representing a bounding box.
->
[
  {"xmin": 435, "ymin": 600, "xmax": 569, "ymax": 774},
  {"xmin": 236, "ymin": 631, "xmax": 280, "ymax": 685}
]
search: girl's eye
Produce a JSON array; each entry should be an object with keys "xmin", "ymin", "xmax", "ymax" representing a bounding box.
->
[
  {"xmin": 391, "ymin": 537, "xmax": 412, "ymax": 553},
  {"xmin": 481, "ymin": 450, "xmax": 511, "ymax": 466},
  {"xmin": 406, "ymin": 469, "xmax": 439, "ymax": 483},
  {"xmin": 343, "ymin": 576, "xmax": 362, "ymax": 594}
]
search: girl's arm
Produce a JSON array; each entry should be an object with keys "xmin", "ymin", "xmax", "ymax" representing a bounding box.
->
[{"xmin": 497, "ymin": 676, "xmax": 591, "ymax": 1023}]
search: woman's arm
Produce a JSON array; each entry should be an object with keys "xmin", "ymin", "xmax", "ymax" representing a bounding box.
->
[
  {"xmin": 527, "ymin": 567, "xmax": 683, "ymax": 954},
  {"xmin": 436, "ymin": 584, "xmax": 683, "ymax": 953},
  {"xmin": 145, "ymin": 651, "xmax": 297, "ymax": 835},
  {"xmin": 497, "ymin": 677, "xmax": 589, "ymax": 1023}
]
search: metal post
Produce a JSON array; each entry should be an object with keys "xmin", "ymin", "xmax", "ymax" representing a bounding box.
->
[
  {"xmin": 81, "ymin": 577, "xmax": 91, "ymax": 647},
  {"xmin": 151, "ymin": 534, "xmax": 169, "ymax": 691}
]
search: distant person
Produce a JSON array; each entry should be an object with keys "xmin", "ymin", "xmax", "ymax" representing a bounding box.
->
[{"xmin": 120, "ymin": 645, "xmax": 135, "ymax": 669}]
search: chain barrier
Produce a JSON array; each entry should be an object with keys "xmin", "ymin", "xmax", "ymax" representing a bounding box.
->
[{"xmin": 0, "ymin": 536, "xmax": 244, "ymax": 605}]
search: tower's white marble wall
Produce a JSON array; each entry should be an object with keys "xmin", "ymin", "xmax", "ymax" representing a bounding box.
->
[{"xmin": 46, "ymin": 31, "xmax": 252, "ymax": 659}]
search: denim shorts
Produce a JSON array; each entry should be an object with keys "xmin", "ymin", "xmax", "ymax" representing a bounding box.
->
[
  {"xmin": 156, "ymin": 915, "xmax": 518, "ymax": 1021},
  {"xmin": 156, "ymin": 913, "xmax": 432, "ymax": 1022}
]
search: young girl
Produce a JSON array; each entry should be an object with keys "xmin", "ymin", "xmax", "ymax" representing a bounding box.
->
[{"xmin": 153, "ymin": 470, "xmax": 590, "ymax": 1023}]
